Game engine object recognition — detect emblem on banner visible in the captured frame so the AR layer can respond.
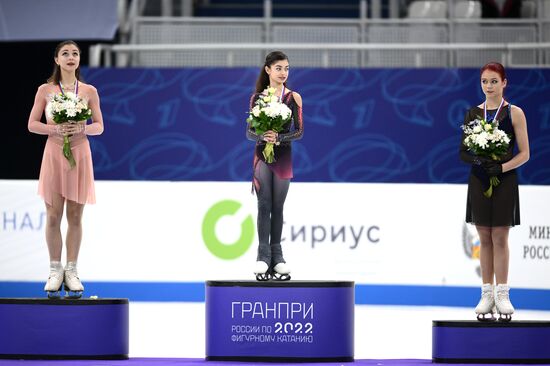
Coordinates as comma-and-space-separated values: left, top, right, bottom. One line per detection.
462, 223, 481, 277
202, 200, 254, 260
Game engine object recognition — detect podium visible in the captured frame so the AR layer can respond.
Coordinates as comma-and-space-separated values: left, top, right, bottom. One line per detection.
433, 320, 550, 363
205, 280, 354, 362
0, 298, 129, 360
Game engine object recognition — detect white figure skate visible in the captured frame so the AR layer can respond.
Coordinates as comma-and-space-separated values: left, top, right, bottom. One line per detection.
475, 283, 496, 321
270, 243, 290, 281
44, 261, 64, 299
271, 262, 291, 281
64, 262, 84, 299
495, 284, 514, 322
254, 261, 271, 281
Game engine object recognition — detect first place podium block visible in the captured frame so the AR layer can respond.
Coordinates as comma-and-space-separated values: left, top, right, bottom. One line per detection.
433, 320, 550, 364
0, 298, 129, 360
206, 280, 354, 362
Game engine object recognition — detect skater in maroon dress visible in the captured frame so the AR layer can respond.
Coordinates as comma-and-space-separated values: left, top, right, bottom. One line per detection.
246, 51, 303, 281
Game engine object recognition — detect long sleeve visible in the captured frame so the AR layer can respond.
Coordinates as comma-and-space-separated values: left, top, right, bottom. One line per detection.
278, 96, 303, 143
246, 93, 264, 142
459, 108, 483, 166
247, 126, 263, 142
28, 85, 56, 135
84, 86, 104, 136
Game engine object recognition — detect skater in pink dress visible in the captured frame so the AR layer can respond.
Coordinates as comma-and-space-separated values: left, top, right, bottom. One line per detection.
27, 40, 104, 298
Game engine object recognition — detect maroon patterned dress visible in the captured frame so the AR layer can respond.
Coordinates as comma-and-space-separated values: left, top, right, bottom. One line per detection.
247, 91, 304, 192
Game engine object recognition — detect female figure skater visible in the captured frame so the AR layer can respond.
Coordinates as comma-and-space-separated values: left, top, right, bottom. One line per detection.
460, 62, 529, 321
246, 51, 303, 281
28, 40, 104, 298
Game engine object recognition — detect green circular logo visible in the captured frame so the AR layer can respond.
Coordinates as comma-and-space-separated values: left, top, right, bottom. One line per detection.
202, 200, 254, 260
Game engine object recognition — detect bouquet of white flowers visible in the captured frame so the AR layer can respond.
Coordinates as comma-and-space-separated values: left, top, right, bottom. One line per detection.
46, 92, 92, 168
247, 87, 292, 163
462, 118, 511, 197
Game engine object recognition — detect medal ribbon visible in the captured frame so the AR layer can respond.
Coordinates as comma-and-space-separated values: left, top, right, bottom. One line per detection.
484, 97, 504, 122
59, 80, 78, 96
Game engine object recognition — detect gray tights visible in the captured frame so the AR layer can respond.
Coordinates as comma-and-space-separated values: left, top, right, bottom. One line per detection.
255, 160, 290, 267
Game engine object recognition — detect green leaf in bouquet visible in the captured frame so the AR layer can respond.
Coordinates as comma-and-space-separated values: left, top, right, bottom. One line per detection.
63, 136, 76, 168
262, 142, 275, 163
483, 176, 501, 198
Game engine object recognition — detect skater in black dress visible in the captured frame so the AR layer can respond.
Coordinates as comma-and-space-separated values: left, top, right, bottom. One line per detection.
460, 62, 529, 321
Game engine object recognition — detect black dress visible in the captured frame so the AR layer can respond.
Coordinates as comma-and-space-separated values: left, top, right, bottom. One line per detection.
460, 104, 520, 227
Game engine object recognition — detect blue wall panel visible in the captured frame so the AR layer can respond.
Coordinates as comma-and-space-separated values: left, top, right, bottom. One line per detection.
83, 68, 550, 184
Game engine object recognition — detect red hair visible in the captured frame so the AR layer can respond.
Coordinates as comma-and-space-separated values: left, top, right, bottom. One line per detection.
480, 62, 506, 81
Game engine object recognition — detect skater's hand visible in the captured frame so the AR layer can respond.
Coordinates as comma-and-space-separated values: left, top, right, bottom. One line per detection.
263, 130, 278, 143
482, 160, 502, 177
55, 122, 84, 137
65, 122, 85, 136
477, 156, 494, 165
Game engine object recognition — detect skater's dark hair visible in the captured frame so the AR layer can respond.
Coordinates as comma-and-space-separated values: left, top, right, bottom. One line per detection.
480, 62, 506, 82
48, 40, 84, 84
255, 51, 289, 93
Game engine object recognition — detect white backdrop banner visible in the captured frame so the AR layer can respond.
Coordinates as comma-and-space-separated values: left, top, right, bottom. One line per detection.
1, 180, 549, 290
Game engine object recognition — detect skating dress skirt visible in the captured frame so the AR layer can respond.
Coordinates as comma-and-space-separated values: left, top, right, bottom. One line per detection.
461, 105, 520, 227
38, 133, 96, 205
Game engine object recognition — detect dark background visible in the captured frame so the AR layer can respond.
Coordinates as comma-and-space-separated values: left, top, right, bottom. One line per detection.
0, 40, 104, 179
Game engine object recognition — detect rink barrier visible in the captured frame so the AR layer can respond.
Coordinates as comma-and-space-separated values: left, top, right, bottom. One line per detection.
205, 280, 354, 362
0, 298, 129, 360
432, 320, 550, 364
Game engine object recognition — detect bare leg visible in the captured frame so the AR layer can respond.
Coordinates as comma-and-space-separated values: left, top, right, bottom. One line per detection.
491, 226, 510, 285
476, 225, 494, 284
65, 200, 85, 263
45, 193, 65, 262
491, 226, 513, 320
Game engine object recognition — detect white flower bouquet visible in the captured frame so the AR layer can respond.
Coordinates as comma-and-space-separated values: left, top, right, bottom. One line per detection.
46, 92, 92, 168
462, 118, 511, 197
247, 87, 292, 163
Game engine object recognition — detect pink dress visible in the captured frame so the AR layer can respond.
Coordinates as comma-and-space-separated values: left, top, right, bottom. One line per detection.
28, 82, 104, 206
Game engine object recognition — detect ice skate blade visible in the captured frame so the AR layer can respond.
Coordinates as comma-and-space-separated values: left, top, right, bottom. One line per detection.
271, 273, 291, 281
476, 313, 496, 322
46, 291, 61, 299
64, 290, 83, 299
255, 273, 271, 281
498, 314, 512, 322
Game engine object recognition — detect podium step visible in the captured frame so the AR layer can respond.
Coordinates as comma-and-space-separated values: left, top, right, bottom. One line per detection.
0, 298, 129, 360
432, 320, 550, 364
205, 280, 354, 362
